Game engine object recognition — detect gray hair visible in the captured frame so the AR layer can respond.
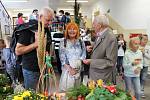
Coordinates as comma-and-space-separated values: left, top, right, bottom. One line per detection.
93, 14, 109, 26
39, 7, 54, 17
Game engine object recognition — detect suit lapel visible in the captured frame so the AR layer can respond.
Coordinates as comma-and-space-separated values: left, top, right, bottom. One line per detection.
92, 29, 108, 53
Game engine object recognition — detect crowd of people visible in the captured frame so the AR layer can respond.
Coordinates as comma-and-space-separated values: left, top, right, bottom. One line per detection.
0, 7, 149, 100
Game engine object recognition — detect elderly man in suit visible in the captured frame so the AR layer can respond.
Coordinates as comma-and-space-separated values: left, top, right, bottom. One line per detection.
83, 15, 118, 82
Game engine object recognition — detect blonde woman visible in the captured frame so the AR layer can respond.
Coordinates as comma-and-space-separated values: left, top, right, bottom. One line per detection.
123, 35, 143, 100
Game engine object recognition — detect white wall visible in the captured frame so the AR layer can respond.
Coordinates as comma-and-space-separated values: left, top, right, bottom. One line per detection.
109, 0, 150, 29
91, 0, 109, 16
90, 0, 150, 30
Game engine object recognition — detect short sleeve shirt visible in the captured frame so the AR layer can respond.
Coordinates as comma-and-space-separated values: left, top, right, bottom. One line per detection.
17, 29, 39, 72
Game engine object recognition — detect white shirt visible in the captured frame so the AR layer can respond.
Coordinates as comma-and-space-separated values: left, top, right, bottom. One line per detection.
142, 45, 150, 66
118, 46, 125, 56
96, 28, 108, 41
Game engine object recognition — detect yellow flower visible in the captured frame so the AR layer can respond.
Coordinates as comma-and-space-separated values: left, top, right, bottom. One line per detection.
22, 91, 31, 97
97, 79, 103, 87
38, 94, 45, 98
88, 80, 95, 90
13, 95, 23, 100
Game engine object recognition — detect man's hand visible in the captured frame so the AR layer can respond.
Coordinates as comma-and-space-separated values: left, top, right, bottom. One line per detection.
34, 32, 38, 48
86, 46, 93, 52
83, 59, 91, 65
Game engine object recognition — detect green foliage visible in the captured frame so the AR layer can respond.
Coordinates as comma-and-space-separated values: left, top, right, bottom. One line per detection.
66, 84, 90, 99
0, 74, 13, 99
115, 87, 132, 100
6, 83, 133, 100
85, 86, 132, 100
0, 74, 10, 86
86, 87, 116, 100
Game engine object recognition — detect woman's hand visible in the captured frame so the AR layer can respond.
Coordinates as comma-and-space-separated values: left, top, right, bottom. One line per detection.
64, 64, 71, 70
83, 59, 91, 65
132, 59, 141, 66
134, 67, 141, 74
64, 64, 78, 75
69, 67, 77, 76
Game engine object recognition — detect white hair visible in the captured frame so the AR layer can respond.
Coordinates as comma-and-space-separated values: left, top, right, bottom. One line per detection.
93, 14, 109, 26
39, 7, 54, 17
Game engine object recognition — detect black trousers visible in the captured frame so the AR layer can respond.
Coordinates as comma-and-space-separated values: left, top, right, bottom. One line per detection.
55, 49, 62, 74
116, 56, 124, 74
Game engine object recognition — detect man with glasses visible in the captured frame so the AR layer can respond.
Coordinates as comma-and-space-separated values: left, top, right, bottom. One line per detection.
15, 7, 54, 90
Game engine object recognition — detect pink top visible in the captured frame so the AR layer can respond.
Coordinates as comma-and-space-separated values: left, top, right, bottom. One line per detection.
17, 17, 24, 25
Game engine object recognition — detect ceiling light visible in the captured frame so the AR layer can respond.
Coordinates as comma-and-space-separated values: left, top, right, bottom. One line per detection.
1, 0, 29, 3
66, 0, 88, 3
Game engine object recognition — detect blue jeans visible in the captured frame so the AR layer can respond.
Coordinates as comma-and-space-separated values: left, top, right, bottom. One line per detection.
124, 76, 141, 100
23, 69, 40, 90
140, 66, 148, 92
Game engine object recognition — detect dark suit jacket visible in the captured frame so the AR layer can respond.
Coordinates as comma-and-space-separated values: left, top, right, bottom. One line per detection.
89, 28, 118, 82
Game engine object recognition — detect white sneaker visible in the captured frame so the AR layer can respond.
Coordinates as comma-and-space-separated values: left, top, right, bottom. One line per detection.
141, 93, 146, 98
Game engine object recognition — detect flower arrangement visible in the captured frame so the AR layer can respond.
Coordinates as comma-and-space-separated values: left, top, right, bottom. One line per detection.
66, 79, 134, 100
6, 90, 47, 100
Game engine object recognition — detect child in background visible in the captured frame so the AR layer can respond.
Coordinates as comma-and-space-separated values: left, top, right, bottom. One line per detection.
117, 34, 126, 75
16, 13, 24, 26
139, 34, 150, 98
123, 35, 143, 100
3, 36, 18, 88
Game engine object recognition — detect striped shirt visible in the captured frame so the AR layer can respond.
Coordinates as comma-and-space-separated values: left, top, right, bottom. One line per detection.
51, 32, 64, 50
